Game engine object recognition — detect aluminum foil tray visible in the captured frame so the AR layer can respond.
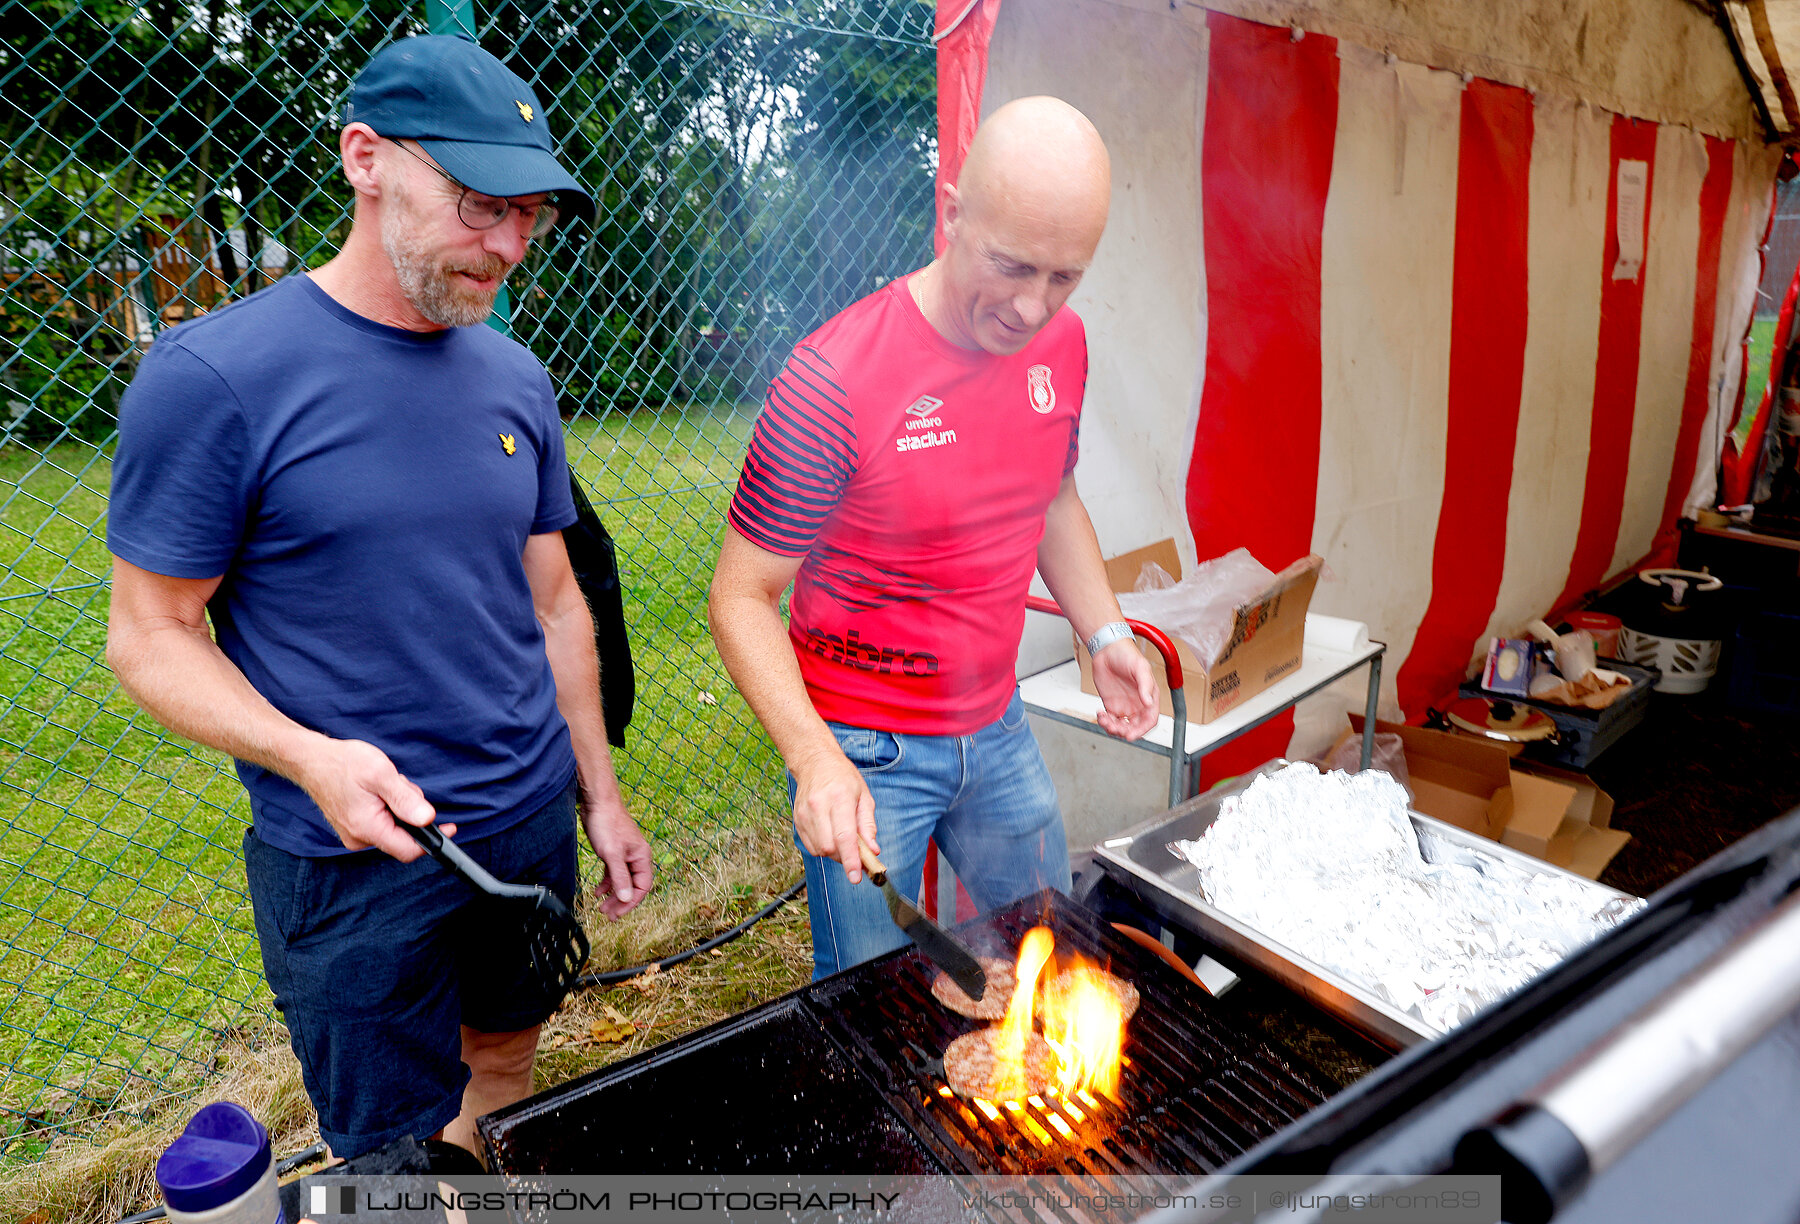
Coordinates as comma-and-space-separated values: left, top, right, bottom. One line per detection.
1089, 764, 1636, 1049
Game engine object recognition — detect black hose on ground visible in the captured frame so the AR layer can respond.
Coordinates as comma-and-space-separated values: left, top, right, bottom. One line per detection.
574, 877, 806, 988
276, 1141, 330, 1176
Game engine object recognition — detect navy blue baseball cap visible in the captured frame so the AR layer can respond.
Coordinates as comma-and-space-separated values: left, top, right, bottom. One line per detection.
344, 35, 594, 224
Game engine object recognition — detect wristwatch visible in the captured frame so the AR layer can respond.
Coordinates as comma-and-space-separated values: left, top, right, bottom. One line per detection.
1084, 620, 1135, 657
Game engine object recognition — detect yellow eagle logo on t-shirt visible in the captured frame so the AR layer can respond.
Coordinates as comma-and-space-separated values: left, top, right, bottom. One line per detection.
499, 433, 516, 456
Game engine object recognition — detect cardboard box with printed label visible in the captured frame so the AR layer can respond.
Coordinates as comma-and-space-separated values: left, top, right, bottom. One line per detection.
1330, 715, 1631, 881
1074, 539, 1323, 724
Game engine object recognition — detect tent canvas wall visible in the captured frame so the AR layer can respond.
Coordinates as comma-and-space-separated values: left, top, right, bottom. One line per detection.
945, 0, 1784, 787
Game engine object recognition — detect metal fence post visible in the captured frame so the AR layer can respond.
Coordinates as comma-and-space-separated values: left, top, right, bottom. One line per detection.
130, 226, 162, 340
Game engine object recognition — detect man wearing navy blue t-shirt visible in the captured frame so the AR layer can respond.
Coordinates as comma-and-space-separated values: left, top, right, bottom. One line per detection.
104, 37, 653, 1160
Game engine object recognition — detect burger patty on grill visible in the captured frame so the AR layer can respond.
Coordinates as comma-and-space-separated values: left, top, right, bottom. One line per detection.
944, 1029, 1054, 1101
931, 958, 1017, 1021
1043, 967, 1140, 1020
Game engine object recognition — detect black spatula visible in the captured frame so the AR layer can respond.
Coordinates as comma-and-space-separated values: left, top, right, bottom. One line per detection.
402, 821, 591, 1004
857, 840, 987, 1001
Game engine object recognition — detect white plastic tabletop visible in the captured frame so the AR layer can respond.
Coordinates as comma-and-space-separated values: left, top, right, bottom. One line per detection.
1019, 617, 1384, 755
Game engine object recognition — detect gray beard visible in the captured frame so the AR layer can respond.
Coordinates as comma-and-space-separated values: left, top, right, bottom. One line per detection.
381, 203, 509, 329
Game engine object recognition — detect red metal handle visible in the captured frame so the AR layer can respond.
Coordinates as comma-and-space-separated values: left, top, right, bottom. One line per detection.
1025, 596, 1185, 690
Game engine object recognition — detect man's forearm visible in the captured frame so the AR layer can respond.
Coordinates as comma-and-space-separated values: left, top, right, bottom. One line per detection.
1037, 479, 1126, 641
107, 619, 328, 782
539, 596, 624, 805
707, 590, 841, 774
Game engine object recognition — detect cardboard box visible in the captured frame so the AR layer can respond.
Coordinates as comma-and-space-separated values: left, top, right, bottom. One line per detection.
1509, 759, 1631, 880
1336, 715, 1631, 881
1500, 771, 1581, 863
1075, 539, 1323, 724
1344, 715, 1515, 840
1511, 759, 1614, 829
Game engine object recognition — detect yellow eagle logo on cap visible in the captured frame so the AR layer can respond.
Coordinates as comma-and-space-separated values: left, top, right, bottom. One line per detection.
515, 99, 533, 123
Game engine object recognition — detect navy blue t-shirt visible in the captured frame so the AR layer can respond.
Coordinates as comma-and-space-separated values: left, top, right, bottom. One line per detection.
109, 274, 579, 856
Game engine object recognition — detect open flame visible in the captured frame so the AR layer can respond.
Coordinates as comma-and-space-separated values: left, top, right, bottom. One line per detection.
993, 926, 1056, 1070
982, 925, 1128, 1108
1042, 960, 1125, 1099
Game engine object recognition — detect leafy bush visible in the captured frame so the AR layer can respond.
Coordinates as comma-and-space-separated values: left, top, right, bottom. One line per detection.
0, 321, 130, 448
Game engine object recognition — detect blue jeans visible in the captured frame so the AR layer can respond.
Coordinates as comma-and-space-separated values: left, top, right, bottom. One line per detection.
793, 689, 1070, 980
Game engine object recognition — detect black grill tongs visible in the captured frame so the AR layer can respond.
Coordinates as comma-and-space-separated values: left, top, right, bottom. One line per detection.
402, 820, 592, 1004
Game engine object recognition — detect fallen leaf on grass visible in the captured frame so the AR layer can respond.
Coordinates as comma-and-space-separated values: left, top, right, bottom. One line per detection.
627, 963, 662, 992
549, 1033, 568, 1049
589, 1015, 636, 1044
697, 691, 717, 706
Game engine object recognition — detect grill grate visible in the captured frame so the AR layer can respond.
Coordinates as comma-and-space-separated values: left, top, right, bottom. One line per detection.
482, 889, 1359, 1187
806, 892, 1334, 1179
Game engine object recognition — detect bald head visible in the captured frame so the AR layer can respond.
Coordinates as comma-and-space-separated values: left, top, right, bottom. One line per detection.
923, 97, 1111, 355
957, 96, 1111, 237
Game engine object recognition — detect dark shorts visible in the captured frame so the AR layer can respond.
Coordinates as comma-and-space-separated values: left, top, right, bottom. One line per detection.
244, 780, 578, 1159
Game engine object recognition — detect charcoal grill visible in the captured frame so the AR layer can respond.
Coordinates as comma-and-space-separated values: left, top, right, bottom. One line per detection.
481, 890, 1388, 1181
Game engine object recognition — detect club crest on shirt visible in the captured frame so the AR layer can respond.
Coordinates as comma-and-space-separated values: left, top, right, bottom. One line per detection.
1026, 365, 1055, 414
499, 432, 517, 456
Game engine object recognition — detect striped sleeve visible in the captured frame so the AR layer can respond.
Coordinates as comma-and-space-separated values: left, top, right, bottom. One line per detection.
1064, 342, 1088, 477
728, 345, 855, 557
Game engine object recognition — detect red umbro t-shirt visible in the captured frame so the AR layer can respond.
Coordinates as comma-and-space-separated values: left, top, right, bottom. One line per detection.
728, 278, 1086, 735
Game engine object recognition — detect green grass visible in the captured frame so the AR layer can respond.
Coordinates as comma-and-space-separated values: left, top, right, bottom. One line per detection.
1735, 316, 1779, 453
0, 404, 787, 1160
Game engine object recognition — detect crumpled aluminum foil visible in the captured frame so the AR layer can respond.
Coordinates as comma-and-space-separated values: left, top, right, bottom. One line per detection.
1168, 762, 1643, 1034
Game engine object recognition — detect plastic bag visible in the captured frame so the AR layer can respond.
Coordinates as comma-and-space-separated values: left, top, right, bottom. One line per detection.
1326, 731, 1413, 799
1115, 548, 1275, 667
1551, 629, 1598, 685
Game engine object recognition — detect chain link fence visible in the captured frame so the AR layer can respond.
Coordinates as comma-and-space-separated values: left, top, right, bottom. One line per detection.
0, 0, 936, 1158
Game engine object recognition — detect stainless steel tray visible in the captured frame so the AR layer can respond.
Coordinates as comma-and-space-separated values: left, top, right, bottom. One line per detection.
1090, 763, 1636, 1049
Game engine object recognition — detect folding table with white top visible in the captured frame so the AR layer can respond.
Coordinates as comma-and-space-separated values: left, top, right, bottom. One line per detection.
1020, 598, 1386, 808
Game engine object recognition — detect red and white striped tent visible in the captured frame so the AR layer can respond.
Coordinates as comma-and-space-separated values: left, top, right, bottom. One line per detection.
923, 0, 1792, 915
941, 0, 1785, 785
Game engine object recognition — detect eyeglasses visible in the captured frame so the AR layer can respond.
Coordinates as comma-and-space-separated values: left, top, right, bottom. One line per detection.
388, 139, 561, 238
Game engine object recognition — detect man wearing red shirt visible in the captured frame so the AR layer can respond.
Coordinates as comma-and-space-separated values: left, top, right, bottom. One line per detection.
709, 97, 1157, 978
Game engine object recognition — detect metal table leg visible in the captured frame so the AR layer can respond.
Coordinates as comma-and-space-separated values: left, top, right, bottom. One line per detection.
1023, 596, 1387, 809
1168, 686, 1188, 809
1359, 650, 1384, 770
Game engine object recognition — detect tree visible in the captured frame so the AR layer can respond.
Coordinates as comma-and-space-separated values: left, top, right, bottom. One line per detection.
0, 0, 425, 444
487, 0, 936, 414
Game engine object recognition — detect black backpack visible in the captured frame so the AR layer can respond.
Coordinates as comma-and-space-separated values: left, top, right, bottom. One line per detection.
563, 469, 634, 747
